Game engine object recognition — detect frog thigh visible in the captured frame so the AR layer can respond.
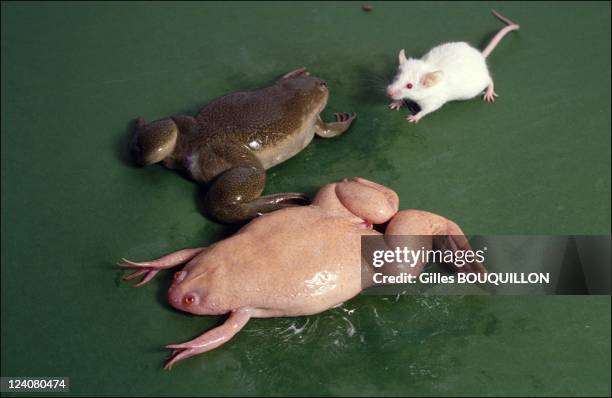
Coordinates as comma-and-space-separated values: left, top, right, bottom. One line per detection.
384, 210, 487, 274
335, 177, 399, 224
202, 145, 308, 223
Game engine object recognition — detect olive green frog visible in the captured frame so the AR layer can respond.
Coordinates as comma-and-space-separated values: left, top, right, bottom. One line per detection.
131, 68, 356, 223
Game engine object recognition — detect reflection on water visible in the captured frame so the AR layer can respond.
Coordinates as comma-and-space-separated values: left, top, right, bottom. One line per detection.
176, 296, 609, 397
218, 295, 499, 395
117, 295, 609, 397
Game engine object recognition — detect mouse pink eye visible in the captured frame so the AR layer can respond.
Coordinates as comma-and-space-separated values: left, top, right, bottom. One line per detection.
183, 295, 196, 306
406, 83, 413, 89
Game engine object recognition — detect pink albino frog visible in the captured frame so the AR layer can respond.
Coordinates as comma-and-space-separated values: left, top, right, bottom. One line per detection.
119, 177, 485, 369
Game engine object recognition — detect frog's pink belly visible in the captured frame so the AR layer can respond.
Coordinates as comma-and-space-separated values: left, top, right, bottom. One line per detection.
231, 268, 362, 318
199, 209, 373, 317
227, 239, 364, 315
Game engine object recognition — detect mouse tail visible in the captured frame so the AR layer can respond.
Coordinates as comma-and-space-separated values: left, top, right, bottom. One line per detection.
482, 10, 520, 59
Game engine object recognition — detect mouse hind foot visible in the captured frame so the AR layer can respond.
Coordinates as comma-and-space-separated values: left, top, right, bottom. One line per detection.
483, 83, 498, 102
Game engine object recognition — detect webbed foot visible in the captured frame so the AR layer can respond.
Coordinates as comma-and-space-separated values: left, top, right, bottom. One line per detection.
315, 113, 357, 138
204, 165, 310, 223
118, 248, 205, 287
164, 308, 252, 370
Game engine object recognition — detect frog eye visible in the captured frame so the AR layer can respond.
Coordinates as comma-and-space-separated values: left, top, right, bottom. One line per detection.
405, 83, 413, 89
183, 294, 196, 306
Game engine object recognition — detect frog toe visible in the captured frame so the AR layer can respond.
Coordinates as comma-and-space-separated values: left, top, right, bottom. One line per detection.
206, 192, 310, 223
250, 192, 311, 216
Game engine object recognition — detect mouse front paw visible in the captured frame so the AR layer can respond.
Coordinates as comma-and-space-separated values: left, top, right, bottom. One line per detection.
388, 100, 403, 111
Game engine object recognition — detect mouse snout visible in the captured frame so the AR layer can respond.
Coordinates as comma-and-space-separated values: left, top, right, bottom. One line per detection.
386, 86, 400, 98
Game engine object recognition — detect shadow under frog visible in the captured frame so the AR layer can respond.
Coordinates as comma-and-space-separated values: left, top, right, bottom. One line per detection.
130, 68, 357, 223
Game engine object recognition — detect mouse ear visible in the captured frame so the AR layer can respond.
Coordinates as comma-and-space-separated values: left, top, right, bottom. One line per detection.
421, 70, 443, 87
398, 49, 408, 64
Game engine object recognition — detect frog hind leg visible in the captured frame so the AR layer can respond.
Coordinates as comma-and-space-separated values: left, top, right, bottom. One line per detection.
334, 177, 399, 224
163, 308, 253, 370
314, 113, 357, 138
203, 164, 309, 223
384, 210, 487, 274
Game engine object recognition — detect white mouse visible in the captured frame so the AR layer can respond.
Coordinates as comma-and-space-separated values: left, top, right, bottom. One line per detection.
386, 10, 520, 123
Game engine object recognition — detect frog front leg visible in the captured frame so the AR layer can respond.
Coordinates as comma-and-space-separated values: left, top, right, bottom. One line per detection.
119, 247, 206, 287
314, 113, 357, 138
201, 147, 309, 223
163, 307, 253, 370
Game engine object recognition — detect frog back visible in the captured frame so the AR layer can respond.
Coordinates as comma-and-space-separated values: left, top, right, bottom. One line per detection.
193, 84, 322, 169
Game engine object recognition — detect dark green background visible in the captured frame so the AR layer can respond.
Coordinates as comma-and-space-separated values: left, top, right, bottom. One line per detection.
2, 1, 610, 396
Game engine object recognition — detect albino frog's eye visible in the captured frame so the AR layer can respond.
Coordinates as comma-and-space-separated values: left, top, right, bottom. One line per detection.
173, 271, 185, 282
406, 83, 413, 89
183, 295, 196, 306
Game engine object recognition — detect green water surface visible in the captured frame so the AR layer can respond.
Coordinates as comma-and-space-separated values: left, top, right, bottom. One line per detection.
1, 1, 610, 396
